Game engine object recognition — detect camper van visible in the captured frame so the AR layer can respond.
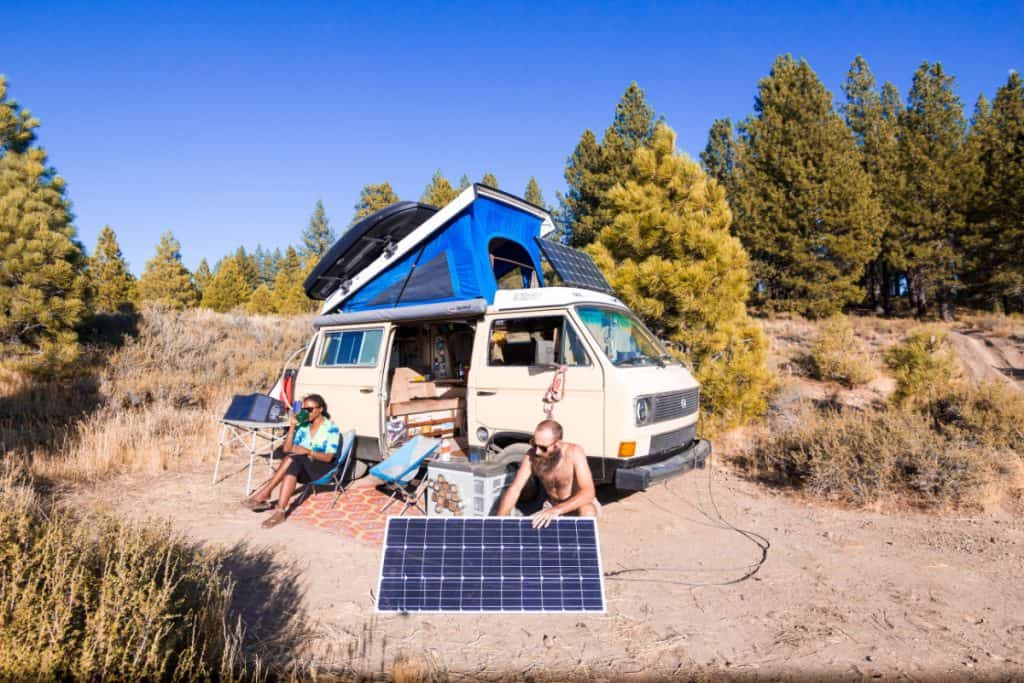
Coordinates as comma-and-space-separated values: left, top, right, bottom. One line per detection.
294, 184, 709, 504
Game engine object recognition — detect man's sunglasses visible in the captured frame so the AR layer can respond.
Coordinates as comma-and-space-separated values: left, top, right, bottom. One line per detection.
529, 438, 557, 454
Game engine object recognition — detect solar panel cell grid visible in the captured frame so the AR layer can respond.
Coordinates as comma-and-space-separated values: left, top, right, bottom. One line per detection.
535, 238, 614, 295
376, 517, 605, 613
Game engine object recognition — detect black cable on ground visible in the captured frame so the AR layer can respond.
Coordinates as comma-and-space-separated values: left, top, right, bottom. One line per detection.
603, 449, 770, 587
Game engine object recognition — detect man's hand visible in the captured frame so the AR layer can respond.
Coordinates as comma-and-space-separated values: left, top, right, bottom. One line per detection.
289, 412, 299, 428
531, 506, 561, 529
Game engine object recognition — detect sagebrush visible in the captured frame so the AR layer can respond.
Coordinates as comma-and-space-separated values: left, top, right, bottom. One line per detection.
807, 315, 874, 387
740, 383, 1024, 509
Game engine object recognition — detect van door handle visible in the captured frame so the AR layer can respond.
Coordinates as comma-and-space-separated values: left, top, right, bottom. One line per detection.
476, 390, 497, 396
359, 387, 374, 394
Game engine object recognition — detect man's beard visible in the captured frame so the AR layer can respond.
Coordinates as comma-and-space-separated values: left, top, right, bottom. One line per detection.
532, 448, 561, 471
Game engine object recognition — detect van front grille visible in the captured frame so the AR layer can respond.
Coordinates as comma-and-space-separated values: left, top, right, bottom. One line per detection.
650, 424, 697, 454
652, 387, 699, 422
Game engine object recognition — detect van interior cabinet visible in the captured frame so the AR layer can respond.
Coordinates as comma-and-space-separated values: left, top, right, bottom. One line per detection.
384, 321, 476, 450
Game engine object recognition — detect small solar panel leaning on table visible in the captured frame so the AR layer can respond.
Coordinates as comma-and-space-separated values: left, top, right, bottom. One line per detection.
376, 517, 605, 613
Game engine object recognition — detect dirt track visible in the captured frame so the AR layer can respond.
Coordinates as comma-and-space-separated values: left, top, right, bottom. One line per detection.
949, 330, 1024, 390
75, 450, 1024, 681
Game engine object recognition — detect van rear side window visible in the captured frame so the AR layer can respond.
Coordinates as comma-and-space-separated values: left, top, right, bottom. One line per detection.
319, 329, 383, 366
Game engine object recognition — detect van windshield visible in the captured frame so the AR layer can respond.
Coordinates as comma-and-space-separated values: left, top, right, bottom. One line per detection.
576, 306, 670, 367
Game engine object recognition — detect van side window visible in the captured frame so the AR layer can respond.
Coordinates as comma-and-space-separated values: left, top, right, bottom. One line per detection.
319, 328, 383, 366
488, 317, 589, 367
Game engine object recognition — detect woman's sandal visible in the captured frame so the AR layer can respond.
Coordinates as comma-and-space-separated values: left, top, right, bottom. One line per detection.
242, 497, 273, 512
261, 509, 287, 529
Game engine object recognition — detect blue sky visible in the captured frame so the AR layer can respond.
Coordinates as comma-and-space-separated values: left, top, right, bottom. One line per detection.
2, 1, 1021, 274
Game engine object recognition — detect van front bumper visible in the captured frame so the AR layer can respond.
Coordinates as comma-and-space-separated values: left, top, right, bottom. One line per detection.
613, 439, 711, 491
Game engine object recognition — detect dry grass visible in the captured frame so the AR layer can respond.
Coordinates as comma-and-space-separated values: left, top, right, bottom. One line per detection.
2, 304, 312, 482
0, 464, 245, 680
738, 384, 1024, 510
961, 311, 1024, 340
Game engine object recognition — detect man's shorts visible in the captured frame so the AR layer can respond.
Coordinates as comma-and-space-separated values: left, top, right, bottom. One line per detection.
542, 497, 602, 517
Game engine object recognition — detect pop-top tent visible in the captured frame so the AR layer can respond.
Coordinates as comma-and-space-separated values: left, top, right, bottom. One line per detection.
305, 184, 613, 325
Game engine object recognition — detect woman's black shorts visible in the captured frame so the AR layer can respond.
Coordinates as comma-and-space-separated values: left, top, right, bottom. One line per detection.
284, 454, 335, 483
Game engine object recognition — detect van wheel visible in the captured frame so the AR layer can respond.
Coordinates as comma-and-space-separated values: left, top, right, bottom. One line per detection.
348, 459, 369, 482
495, 443, 544, 513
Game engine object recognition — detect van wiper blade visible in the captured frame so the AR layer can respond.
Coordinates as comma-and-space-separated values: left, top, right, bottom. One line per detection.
615, 356, 653, 367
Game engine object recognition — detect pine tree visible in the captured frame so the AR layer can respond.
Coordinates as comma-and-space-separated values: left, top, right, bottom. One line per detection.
233, 245, 260, 293
200, 258, 249, 312
193, 258, 212, 298
458, 173, 471, 191
524, 177, 546, 208
353, 182, 399, 222
731, 55, 882, 317
966, 72, 1024, 311
841, 57, 903, 313
273, 246, 313, 314
421, 170, 459, 207
700, 117, 736, 192
279, 245, 301, 276
0, 76, 37, 155
481, 172, 499, 189
586, 124, 772, 427
252, 245, 276, 286
244, 283, 276, 315
302, 200, 336, 259
269, 247, 283, 279
561, 129, 605, 247
892, 62, 976, 319
561, 82, 657, 247
89, 226, 137, 313
1, 79, 89, 373
137, 231, 198, 309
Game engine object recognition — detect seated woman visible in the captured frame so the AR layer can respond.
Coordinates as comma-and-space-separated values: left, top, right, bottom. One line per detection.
243, 393, 341, 528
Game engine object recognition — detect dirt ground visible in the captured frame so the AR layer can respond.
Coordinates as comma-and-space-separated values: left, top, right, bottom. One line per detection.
70, 448, 1024, 681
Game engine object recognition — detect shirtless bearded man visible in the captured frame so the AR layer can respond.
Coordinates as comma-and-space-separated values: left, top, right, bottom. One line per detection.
496, 419, 599, 528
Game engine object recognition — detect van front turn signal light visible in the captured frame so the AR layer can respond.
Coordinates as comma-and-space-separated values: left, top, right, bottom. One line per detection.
617, 441, 636, 458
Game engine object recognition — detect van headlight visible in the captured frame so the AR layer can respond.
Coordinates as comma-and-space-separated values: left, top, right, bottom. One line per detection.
634, 397, 653, 426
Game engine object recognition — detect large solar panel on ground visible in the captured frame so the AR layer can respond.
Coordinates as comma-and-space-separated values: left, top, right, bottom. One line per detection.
376, 517, 605, 613
535, 238, 615, 295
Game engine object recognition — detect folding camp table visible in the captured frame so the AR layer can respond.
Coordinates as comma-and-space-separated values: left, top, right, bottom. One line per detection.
212, 418, 289, 495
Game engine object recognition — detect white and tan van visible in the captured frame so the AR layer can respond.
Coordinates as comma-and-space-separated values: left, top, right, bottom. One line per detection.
294, 185, 709, 495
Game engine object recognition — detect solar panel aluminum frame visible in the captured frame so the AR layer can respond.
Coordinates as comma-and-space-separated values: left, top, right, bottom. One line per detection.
374, 516, 607, 614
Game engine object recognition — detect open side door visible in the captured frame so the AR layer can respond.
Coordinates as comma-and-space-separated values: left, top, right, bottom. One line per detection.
294, 323, 392, 462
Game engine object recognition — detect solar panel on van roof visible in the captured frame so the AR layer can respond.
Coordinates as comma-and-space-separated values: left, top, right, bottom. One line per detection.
376, 517, 605, 613
535, 238, 615, 295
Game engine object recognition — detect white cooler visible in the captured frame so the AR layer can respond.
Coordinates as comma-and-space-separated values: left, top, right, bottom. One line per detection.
426, 458, 517, 517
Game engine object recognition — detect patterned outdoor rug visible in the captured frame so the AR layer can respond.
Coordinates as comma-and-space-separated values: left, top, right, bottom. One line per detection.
287, 485, 422, 545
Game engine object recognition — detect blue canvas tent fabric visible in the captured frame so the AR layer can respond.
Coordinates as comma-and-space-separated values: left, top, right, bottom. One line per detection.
341, 196, 545, 312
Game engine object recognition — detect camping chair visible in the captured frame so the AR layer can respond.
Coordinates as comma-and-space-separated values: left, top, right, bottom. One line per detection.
370, 435, 441, 516
294, 429, 356, 510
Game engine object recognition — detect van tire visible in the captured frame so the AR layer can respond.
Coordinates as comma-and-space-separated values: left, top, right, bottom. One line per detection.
495, 443, 544, 513
348, 459, 369, 481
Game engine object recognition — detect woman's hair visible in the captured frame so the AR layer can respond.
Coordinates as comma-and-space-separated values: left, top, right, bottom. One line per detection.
303, 393, 330, 420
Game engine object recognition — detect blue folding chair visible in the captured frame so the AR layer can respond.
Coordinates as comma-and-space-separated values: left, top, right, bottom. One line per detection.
370, 435, 441, 515
295, 429, 356, 509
